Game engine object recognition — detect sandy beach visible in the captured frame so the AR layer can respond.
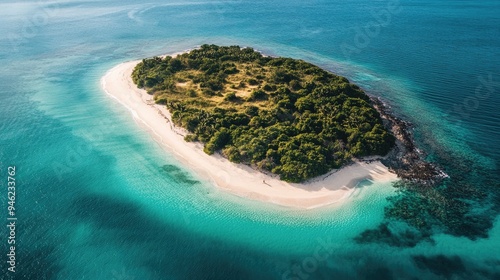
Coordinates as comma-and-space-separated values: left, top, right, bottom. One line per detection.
101, 57, 398, 209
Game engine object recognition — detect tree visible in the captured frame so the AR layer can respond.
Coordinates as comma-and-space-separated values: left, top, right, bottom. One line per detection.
204, 128, 231, 155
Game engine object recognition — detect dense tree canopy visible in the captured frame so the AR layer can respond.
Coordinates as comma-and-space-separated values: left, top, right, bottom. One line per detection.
132, 45, 394, 182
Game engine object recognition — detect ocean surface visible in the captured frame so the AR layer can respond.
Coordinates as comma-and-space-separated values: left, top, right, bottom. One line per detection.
0, 0, 499, 279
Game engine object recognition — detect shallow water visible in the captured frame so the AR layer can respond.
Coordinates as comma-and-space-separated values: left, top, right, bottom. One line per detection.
0, 0, 499, 279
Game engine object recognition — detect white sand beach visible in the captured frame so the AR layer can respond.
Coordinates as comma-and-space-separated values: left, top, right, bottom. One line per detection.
101, 57, 398, 209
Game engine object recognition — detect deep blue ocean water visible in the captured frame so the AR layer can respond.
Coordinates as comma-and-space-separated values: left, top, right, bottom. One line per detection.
0, 0, 499, 279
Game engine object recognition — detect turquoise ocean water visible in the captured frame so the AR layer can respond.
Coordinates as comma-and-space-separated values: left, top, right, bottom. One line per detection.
0, 0, 499, 279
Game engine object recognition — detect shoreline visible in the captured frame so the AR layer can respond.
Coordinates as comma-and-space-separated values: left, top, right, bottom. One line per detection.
370, 97, 448, 186
101, 57, 398, 209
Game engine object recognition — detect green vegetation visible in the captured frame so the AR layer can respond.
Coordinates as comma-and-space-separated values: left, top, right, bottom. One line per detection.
132, 45, 394, 182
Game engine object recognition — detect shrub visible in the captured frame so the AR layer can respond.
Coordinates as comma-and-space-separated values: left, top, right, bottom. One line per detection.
245, 106, 259, 116
154, 95, 168, 104
224, 92, 238, 102
202, 88, 216, 96
204, 128, 231, 155
247, 78, 259, 86
289, 80, 302, 91
262, 83, 274, 91
248, 89, 266, 101
223, 146, 241, 163
184, 134, 197, 142
224, 66, 239, 74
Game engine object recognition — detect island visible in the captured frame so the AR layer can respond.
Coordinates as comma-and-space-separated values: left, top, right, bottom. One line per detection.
102, 45, 399, 208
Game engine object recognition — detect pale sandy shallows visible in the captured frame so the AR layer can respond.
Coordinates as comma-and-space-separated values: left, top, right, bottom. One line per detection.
101, 59, 398, 209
